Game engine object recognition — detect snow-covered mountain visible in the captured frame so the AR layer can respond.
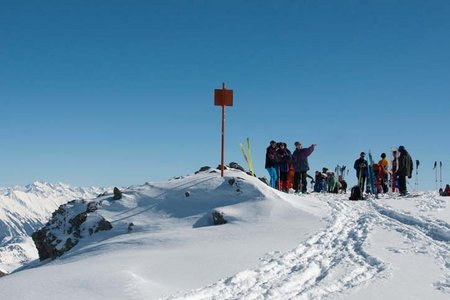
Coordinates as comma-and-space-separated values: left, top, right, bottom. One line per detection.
0, 170, 449, 299
0, 181, 108, 273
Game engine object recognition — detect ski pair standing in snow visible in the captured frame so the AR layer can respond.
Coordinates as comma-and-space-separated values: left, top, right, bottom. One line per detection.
391, 149, 399, 192
354, 152, 368, 193
291, 142, 316, 194
396, 145, 413, 196
265, 140, 278, 188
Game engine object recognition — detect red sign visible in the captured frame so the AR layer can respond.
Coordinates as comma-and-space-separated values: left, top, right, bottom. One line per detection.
214, 89, 233, 106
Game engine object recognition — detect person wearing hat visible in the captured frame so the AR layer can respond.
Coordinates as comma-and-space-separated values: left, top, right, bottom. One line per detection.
265, 140, 278, 188
396, 145, 413, 196
291, 141, 316, 194
354, 152, 368, 192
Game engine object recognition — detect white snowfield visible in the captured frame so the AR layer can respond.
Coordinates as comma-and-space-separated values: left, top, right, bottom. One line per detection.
0, 182, 108, 273
0, 170, 448, 300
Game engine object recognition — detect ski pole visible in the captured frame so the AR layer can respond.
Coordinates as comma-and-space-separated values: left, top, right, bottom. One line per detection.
434, 161, 437, 191
440, 161, 443, 189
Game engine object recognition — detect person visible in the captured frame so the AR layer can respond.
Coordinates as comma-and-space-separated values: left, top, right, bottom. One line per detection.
391, 150, 399, 192
327, 171, 340, 193
338, 175, 347, 193
265, 140, 278, 188
354, 152, 368, 192
378, 153, 389, 193
291, 141, 316, 193
275, 142, 292, 192
371, 163, 383, 194
396, 145, 413, 196
321, 168, 329, 192
440, 184, 450, 196
314, 170, 324, 192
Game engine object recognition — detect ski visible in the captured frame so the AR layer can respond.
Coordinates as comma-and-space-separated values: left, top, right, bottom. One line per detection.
391, 148, 398, 193
414, 160, 420, 192
246, 138, 255, 176
368, 151, 378, 198
434, 161, 437, 191
240, 143, 251, 174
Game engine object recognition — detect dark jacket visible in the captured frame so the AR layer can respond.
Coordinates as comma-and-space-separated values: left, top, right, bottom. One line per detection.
265, 145, 277, 168
354, 158, 368, 178
292, 145, 315, 172
397, 150, 413, 177
276, 148, 292, 172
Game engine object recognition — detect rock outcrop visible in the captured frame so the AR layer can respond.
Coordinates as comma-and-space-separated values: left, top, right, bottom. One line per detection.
32, 199, 112, 261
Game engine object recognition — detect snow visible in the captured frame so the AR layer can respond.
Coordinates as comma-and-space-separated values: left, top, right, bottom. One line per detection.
0, 170, 448, 299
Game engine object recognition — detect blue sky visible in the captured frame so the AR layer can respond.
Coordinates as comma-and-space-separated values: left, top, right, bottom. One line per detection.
1, 0, 449, 190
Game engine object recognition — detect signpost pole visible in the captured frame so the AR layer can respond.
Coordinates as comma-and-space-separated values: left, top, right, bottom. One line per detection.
221, 83, 225, 177
214, 82, 233, 178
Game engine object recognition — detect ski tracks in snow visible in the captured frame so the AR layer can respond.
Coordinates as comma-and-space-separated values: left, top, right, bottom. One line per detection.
370, 200, 450, 293
161, 197, 387, 300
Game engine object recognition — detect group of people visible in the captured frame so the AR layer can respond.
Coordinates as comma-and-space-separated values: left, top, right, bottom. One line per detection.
265, 140, 419, 197
353, 146, 413, 196
313, 168, 347, 194
265, 140, 316, 193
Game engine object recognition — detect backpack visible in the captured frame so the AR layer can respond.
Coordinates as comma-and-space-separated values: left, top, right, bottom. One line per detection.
349, 185, 362, 200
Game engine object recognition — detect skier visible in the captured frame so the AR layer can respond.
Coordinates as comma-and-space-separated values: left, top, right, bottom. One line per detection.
378, 153, 389, 193
265, 140, 278, 188
275, 142, 292, 192
354, 152, 368, 193
396, 145, 413, 196
291, 141, 316, 194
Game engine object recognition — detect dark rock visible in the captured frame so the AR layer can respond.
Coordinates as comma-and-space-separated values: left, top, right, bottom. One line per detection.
32, 229, 58, 260
64, 238, 77, 252
212, 211, 227, 225
127, 222, 134, 233
216, 164, 230, 171
228, 178, 236, 186
258, 177, 269, 186
86, 201, 98, 213
185, 191, 190, 197
229, 162, 245, 172
96, 219, 113, 232
195, 166, 211, 174
0, 270, 6, 277
113, 187, 122, 200
70, 212, 87, 228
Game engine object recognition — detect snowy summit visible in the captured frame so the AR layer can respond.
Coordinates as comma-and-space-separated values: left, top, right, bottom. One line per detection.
0, 168, 449, 299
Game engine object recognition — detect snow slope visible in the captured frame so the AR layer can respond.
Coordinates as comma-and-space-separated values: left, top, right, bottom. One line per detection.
0, 182, 107, 273
0, 170, 448, 300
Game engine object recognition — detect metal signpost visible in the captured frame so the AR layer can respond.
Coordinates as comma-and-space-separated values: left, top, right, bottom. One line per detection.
214, 83, 233, 177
